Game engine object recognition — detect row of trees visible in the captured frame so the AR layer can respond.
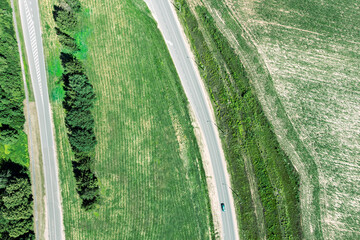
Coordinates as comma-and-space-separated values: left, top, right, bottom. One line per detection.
0, 1, 35, 239
53, 1, 100, 210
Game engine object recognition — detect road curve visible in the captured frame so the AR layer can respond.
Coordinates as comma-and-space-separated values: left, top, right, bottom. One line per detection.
144, 1, 239, 239
18, 0, 64, 239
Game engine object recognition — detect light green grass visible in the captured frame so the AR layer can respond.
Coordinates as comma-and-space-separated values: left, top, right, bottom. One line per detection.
0, 132, 29, 167
39, 0, 214, 239
1, 132, 30, 167
195, 0, 360, 239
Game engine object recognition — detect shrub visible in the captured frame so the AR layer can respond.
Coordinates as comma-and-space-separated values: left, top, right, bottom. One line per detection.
64, 0, 82, 12
55, 27, 79, 52
53, 5, 78, 33
0, 161, 34, 239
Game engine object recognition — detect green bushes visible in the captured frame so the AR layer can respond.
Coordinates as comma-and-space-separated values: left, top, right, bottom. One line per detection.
175, 1, 302, 239
53, 5, 78, 33
63, 0, 82, 13
0, 161, 34, 239
53, 1, 99, 210
55, 28, 79, 52
0, 2, 25, 145
0, 2, 34, 239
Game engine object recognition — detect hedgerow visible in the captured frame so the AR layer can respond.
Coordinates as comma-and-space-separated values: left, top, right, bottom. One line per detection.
53, 1, 99, 210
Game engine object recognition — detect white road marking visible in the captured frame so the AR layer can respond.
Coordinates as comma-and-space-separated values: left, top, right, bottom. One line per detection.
165, 39, 173, 46
20, 0, 64, 238
24, 0, 43, 100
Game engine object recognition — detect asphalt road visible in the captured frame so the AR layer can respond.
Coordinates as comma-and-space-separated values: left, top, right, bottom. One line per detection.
18, 0, 64, 239
144, 1, 239, 239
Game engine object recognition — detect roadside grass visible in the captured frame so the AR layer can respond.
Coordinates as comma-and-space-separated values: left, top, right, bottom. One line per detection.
187, 0, 360, 239
24, 102, 46, 240
39, 0, 214, 239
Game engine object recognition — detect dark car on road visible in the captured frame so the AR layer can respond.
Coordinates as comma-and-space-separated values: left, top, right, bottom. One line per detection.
221, 203, 225, 212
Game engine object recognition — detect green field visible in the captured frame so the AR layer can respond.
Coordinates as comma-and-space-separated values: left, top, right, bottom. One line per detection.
185, 0, 360, 239
39, 0, 214, 239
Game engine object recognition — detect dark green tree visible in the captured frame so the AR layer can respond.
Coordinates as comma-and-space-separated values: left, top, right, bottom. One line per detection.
60, 52, 84, 74
64, 0, 82, 12
55, 27, 79, 52
76, 170, 99, 199
64, 74, 95, 111
73, 166, 99, 210
0, 56, 7, 74
68, 128, 96, 153
53, 5, 78, 32
65, 109, 94, 130
6, 218, 34, 239
62, 74, 94, 110
0, 161, 34, 239
2, 178, 33, 220
0, 125, 18, 145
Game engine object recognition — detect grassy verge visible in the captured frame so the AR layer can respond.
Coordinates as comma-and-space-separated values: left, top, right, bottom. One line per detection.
175, 1, 302, 239
24, 102, 46, 240
39, 0, 214, 238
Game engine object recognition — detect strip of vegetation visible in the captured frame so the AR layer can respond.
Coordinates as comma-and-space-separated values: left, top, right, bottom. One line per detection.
174, 2, 258, 239
175, 1, 302, 239
0, 2, 25, 144
0, 0, 34, 239
52, 0, 99, 210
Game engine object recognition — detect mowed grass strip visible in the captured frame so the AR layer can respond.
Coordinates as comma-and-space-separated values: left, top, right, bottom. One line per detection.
39, 0, 213, 239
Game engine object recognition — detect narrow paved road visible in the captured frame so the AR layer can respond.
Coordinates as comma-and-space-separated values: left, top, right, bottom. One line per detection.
144, 1, 239, 239
18, 0, 64, 239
